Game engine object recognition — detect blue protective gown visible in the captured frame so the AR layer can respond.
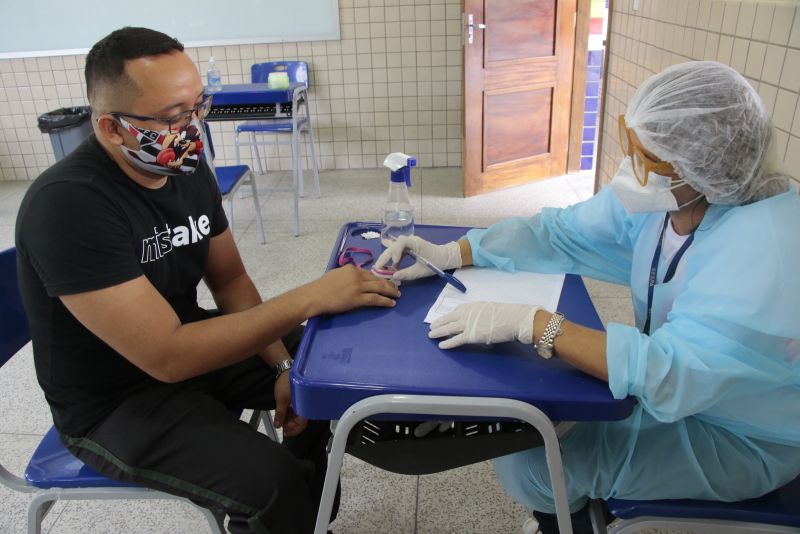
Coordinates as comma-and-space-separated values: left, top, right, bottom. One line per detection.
466, 185, 800, 513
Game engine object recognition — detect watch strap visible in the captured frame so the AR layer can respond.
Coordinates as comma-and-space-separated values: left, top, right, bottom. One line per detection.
534, 312, 565, 359
274, 358, 293, 378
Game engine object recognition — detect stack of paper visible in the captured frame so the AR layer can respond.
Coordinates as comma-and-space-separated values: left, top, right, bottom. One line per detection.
424, 268, 565, 323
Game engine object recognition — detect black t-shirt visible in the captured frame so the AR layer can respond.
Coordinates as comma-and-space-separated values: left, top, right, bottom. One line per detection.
15, 135, 228, 437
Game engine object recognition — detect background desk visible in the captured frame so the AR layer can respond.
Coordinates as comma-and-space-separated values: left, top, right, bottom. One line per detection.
205, 83, 303, 121
292, 222, 636, 534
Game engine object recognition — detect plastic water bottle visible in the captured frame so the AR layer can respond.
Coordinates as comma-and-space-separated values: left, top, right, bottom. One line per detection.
381, 153, 416, 246
206, 56, 222, 93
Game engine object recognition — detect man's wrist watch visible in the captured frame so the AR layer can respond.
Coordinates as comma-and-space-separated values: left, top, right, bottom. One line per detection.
274, 358, 293, 378
534, 312, 565, 359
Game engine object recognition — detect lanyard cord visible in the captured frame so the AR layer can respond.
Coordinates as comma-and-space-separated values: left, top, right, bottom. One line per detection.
643, 213, 695, 335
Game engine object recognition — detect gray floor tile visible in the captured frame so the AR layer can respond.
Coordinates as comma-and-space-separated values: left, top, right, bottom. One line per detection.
0, 224, 15, 252
46, 499, 213, 534
415, 461, 530, 534
0, 433, 66, 534
329, 456, 417, 534
420, 173, 582, 224
592, 297, 636, 328
582, 277, 632, 300
565, 171, 597, 202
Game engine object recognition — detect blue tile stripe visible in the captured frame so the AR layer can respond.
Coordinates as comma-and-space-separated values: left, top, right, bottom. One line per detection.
580, 49, 605, 171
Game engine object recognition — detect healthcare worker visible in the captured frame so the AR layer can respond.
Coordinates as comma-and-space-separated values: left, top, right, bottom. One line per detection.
375, 61, 800, 533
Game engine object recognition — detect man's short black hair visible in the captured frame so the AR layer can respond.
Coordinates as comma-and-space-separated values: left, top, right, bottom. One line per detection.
85, 27, 184, 106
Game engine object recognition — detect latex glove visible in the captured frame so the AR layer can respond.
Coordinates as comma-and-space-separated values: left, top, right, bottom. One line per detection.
374, 236, 462, 281
429, 302, 541, 350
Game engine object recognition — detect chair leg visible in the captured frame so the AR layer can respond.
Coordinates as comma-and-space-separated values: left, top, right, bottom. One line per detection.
273, 136, 281, 179
262, 410, 280, 442
27, 496, 55, 534
589, 500, 609, 534
248, 172, 266, 244
247, 408, 279, 441
306, 124, 321, 198
291, 147, 300, 237
250, 132, 265, 175
235, 135, 247, 201
293, 130, 305, 199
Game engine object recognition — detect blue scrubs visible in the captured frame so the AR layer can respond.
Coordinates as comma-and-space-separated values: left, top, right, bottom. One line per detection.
466, 185, 800, 513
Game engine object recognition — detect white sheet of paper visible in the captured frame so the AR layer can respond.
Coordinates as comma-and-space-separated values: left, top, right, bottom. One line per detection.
424, 268, 566, 324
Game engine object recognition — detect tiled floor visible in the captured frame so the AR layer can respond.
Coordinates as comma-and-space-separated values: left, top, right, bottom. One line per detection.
0, 168, 638, 534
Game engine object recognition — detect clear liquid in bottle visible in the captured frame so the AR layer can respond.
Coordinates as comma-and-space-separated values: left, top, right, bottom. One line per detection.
381, 209, 414, 247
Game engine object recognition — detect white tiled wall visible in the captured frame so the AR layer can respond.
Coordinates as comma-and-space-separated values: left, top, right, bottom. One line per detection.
598, 0, 800, 187
0, 0, 464, 181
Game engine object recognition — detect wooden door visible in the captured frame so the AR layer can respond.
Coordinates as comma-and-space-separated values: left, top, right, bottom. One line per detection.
463, 0, 577, 196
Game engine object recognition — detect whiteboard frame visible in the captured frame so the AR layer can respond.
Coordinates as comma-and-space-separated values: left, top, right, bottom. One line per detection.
0, 1, 340, 59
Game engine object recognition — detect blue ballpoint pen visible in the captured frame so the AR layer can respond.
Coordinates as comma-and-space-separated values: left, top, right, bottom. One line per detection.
407, 250, 467, 293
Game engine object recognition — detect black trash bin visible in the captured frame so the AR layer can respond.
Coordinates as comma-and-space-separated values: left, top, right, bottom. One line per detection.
37, 106, 93, 161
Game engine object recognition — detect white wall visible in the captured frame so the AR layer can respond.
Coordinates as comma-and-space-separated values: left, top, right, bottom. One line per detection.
0, 0, 464, 180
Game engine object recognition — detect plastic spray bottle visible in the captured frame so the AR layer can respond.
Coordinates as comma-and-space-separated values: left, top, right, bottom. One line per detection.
381, 153, 416, 246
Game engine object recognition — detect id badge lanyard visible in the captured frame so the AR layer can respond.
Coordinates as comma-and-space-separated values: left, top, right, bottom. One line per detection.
642, 213, 695, 335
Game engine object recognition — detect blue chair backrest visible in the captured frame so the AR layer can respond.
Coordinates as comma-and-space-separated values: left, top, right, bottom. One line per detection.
0, 247, 31, 368
251, 61, 309, 88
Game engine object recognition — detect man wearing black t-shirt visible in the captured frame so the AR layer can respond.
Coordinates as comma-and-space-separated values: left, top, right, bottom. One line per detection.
14, 27, 400, 534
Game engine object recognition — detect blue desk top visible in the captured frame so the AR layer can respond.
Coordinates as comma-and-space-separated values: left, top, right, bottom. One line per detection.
291, 222, 636, 421
205, 82, 303, 105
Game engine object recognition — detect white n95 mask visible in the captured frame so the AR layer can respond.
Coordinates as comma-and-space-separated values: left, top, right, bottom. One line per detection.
610, 157, 683, 213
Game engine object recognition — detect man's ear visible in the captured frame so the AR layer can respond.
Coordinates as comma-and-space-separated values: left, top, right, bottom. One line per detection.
95, 114, 126, 146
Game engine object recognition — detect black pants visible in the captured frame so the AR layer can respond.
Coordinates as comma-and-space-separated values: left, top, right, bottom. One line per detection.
63, 327, 335, 534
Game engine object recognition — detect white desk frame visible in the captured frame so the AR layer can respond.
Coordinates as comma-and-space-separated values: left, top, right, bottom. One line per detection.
313, 394, 576, 534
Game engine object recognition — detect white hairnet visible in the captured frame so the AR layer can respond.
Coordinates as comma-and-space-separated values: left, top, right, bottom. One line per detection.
625, 61, 790, 205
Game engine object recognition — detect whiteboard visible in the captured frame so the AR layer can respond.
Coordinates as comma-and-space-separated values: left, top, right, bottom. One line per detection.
0, 0, 340, 59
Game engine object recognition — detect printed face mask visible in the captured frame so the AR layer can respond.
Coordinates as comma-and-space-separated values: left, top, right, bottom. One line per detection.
610, 157, 694, 213
116, 116, 204, 176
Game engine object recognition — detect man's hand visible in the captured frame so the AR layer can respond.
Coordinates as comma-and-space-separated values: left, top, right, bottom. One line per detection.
308, 264, 401, 316
374, 236, 463, 281
429, 302, 541, 349
273, 372, 307, 437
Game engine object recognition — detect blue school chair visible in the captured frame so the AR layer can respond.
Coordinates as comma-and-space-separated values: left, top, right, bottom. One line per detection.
0, 247, 274, 533
589, 476, 800, 533
235, 61, 321, 237
203, 124, 267, 244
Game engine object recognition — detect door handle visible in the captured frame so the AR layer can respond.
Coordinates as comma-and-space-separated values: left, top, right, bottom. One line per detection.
467, 14, 487, 45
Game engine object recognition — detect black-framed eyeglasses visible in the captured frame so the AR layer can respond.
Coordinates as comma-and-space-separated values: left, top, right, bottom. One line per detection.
110, 94, 213, 132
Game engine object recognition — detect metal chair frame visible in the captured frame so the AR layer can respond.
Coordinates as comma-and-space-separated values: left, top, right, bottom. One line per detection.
588, 478, 800, 534
235, 61, 321, 237
1, 247, 278, 533
202, 124, 266, 244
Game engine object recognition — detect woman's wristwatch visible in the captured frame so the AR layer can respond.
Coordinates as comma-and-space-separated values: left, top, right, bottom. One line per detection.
534, 312, 565, 359
274, 358, 293, 378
